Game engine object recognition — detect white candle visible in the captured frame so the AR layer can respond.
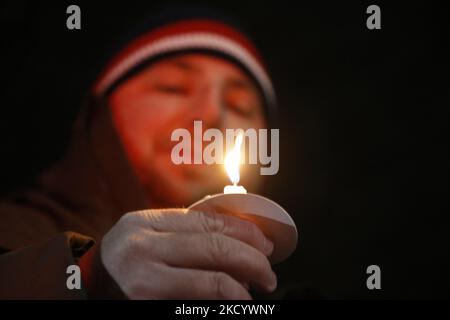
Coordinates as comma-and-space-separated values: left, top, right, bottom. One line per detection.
224, 183, 247, 194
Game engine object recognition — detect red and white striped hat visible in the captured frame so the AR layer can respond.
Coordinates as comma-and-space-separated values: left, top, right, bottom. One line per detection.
92, 18, 277, 114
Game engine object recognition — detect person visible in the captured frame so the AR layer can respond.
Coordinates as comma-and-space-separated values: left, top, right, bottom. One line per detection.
0, 10, 282, 299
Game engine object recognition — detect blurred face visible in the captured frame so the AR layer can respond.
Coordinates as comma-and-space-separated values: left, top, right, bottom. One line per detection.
109, 53, 266, 207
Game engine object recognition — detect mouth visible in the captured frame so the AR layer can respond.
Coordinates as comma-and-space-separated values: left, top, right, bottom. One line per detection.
151, 151, 216, 182
181, 163, 217, 181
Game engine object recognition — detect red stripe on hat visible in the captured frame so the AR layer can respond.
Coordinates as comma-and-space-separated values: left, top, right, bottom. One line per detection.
93, 19, 267, 95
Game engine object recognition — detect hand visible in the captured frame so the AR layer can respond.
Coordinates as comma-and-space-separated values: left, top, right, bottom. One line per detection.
100, 209, 276, 299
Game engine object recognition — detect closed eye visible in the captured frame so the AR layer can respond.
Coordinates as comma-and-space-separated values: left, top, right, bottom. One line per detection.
155, 84, 188, 95
228, 102, 255, 118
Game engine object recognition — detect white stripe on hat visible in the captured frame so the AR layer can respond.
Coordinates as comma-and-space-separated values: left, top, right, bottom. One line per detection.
93, 32, 276, 112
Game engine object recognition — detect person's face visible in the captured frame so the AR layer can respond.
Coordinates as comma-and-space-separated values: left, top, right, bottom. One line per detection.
109, 53, 266, 206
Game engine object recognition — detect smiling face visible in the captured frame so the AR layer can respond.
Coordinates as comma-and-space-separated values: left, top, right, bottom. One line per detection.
109, 53, 266, 206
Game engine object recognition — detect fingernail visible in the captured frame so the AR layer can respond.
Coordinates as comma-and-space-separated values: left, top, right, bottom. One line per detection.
264, 237, 274, 256
267, 271, 277, 292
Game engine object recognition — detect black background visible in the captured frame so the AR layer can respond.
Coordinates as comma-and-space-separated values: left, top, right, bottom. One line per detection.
0, 1, 448, 298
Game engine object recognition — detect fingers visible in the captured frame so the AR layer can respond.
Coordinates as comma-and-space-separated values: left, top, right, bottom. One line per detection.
124, 209, 274, 256
127, 262, 252, 300
138, 231, 277, 293
110, 209, 278, 299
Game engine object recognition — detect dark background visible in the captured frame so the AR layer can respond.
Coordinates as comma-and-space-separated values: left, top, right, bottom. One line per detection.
0, 1, 448, 298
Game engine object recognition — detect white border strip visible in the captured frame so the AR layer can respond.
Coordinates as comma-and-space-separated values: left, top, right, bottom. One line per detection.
93, 32, 276, 111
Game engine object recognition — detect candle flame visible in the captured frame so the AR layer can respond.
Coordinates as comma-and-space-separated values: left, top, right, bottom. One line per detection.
224, 131, 244, 185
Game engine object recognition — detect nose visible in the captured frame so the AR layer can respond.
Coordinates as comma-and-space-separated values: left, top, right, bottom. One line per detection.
190, 84, 223, 130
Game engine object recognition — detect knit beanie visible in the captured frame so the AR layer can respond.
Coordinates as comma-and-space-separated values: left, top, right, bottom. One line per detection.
91, 7, 277, 118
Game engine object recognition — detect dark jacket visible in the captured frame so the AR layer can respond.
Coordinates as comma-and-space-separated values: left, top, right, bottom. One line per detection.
0, 96, 149, 299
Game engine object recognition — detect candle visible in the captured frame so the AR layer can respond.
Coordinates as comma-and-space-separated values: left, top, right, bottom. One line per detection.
189, 131, 297, 264
224, 131, 247, 194
224, 183, 247, 194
